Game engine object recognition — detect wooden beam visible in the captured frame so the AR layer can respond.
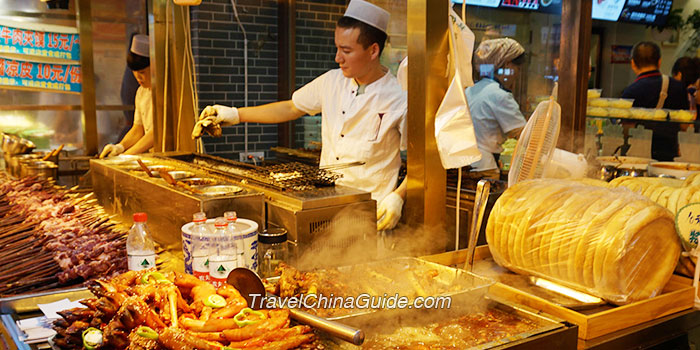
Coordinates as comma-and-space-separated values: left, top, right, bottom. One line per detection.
558, 0, 592, 152
76, 0, 97, 155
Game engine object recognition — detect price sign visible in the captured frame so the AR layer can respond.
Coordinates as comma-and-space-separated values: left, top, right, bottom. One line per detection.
0, 57, 81, 93
676, 203, 700, 253
0, 23, 80, 61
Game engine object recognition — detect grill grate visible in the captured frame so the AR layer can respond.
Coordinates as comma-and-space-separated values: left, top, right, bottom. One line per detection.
258, 162, 343, 191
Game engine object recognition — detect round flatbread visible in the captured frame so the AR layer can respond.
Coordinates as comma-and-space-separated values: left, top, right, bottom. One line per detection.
676, 186, 694, 211
510, 183, 571, 270
648, 185, 668, 203
486, 183, 523, 263
683, 173, 700, 187
609, 176, 635, 188
668, 187, 684, 215
574, 196, 628, 287
488, 180, 539, 265
593, 199, 647, 290
558, 190, 610, 284
641, 183, 659, 198
548, 189, 602, 281
657, 186, 675, 209
493, 181, 540, 266
528, 190, 575, 275
691, 191, 700, 205
536, 190, 582, 278
623, 180, 645, 194
602, 206, 679, 303
519, 187, 573, 273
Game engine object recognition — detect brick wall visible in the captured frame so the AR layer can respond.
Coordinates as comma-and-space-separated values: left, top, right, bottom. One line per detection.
191, 0, 347, 160
292, 0, 345, 148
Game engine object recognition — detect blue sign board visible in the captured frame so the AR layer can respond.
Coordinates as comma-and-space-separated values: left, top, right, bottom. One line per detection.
0, 57, 81, 93
0, 24, 80, 61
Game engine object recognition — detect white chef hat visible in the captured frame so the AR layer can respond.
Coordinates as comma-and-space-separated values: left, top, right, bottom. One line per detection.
343, 0, 390, 34
474, 38, 525, 69
130, 34, 150, 57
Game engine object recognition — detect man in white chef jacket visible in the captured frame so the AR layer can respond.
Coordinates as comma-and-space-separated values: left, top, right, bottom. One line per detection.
192, 0, 406, 231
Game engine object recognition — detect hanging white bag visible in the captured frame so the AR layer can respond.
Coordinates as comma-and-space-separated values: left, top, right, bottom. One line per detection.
434, 7, 480, 169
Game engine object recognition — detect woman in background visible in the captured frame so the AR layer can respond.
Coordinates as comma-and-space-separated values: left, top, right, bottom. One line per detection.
100, 34, 153, 158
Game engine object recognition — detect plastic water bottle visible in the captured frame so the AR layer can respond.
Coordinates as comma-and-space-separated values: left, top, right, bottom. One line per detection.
224, 211, 247, 269
127, 212, 157, 271
191, 212, 212, 282
209, 217, 238, 287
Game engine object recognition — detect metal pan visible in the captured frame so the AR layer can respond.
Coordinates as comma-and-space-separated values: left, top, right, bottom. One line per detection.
320, 292, 564, 350
0, 287, 93, 350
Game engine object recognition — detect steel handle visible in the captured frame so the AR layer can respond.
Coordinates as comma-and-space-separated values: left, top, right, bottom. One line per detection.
465, 179, 490, 271
288, 308, 364, 345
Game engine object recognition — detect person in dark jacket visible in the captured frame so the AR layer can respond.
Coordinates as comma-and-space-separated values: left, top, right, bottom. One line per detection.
622, 41, 689, 161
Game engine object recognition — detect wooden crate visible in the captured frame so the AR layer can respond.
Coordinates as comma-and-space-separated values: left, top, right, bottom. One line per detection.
421, 247, 695, 340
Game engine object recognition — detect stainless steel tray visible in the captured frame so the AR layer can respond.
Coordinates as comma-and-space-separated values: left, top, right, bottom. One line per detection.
266, 257, 494, 320
320, 293, 565, 350
0, 288, 92, 350
0, 287, 92, 315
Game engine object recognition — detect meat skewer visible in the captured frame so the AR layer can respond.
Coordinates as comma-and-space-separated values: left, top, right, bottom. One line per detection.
0, 175, 128, 297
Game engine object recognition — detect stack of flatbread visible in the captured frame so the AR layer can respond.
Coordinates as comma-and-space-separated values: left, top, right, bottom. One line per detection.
604, 175, 700, 216
486, 179, 681, 304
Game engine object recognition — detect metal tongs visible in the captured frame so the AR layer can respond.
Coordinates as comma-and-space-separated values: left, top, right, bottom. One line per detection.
464, 179, 490, 271
227, 268, 365, 345
137, 159, 154, 177
157, 170, 203, 194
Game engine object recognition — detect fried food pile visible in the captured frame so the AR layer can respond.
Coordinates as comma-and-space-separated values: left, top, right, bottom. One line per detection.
268, 262, 468, 318
486, 179, 680, 305
52, 269, 316, 350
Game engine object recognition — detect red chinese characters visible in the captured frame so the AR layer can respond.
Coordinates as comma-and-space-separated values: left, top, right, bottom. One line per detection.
33, 31, 45, 48
11, 28, 22, 46
49, 65, 67, 82
19, 62, 33, 79
0, 27, 11, 43
21, 30, 34, 47
4, 60, 19, 77
69, 66, 80, 84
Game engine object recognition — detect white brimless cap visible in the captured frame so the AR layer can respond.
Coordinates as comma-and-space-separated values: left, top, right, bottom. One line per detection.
343, 0, 390, 34
130, 34, 150, 57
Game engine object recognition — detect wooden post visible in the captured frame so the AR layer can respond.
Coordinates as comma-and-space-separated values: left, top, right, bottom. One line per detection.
558, 0, 592, 152
76, 0, 98, 155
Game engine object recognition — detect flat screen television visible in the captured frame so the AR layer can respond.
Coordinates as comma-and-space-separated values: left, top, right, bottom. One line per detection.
452, 0, 673, 26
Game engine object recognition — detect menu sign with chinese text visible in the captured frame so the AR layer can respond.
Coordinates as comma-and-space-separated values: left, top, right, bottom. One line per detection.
0, 57, 81, 93
0, 24, 79, 61
676, 203, 700, 252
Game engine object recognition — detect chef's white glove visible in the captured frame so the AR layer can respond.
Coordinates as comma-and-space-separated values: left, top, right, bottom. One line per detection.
99, 143, 124, 159
377, 192, 403, 231
191, 105, 240, 139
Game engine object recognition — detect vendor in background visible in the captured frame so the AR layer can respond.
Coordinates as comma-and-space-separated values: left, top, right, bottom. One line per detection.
100, 34, 154, 158
465, 38, 527, 179
621, 41, 688, 161
191, 0, 407, 231
671, 56, 699, 112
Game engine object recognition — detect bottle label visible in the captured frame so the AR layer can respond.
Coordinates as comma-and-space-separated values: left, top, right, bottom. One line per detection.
193, 256, 210, 282
209, 259, 239, 287
128, 253, 156, 271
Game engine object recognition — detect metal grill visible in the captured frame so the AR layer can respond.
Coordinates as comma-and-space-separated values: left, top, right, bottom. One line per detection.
257, 162, 343, 190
